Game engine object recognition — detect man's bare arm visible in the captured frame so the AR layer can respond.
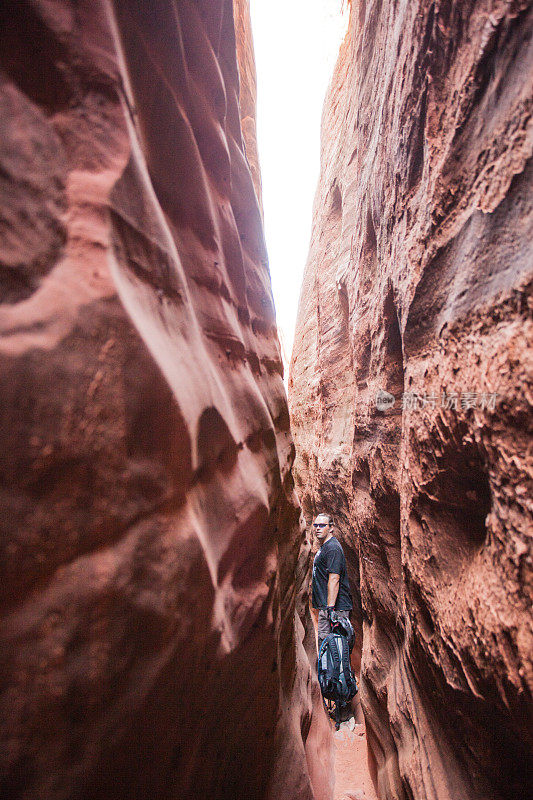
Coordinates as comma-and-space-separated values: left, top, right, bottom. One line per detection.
327, 573, 340, 607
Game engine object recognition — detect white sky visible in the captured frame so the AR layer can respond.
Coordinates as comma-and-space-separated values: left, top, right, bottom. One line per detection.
250, 0, 349, 367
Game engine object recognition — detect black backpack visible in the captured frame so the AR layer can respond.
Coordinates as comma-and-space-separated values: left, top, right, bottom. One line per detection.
318, 618, 358, 728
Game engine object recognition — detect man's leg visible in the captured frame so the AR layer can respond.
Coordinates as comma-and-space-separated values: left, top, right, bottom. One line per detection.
317, 609, 331, 654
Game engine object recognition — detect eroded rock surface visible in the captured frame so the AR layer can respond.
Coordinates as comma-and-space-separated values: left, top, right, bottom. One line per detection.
290, 2, 533, 799
0, 2, 332, 798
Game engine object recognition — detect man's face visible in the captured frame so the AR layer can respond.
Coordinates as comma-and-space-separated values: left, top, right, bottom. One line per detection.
312, 515, 331, 543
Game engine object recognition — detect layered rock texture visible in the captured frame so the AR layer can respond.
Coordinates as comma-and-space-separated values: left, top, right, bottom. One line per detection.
290, 2, 533, 799
0, 2, 332, 799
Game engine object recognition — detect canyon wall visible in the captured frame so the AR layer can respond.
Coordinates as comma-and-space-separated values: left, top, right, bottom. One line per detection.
290, 2, 532, 799
0, 2, 332, 799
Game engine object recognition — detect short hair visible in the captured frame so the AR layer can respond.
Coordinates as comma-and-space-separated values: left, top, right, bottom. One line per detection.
314, 512, 333, 525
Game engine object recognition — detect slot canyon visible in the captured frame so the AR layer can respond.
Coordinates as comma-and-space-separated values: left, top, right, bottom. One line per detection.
0, 2, 531, 800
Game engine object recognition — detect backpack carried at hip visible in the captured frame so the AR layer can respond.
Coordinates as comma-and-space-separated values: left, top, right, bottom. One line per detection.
317, 620, 358, 729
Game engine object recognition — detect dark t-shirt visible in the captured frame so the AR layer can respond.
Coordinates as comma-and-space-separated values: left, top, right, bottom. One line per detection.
311, 536, 352, 611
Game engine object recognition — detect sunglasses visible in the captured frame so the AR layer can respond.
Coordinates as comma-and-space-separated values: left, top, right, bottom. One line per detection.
313, 522, 328, 528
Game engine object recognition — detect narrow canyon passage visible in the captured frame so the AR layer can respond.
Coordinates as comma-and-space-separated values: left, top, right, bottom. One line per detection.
0, 2, 531, 800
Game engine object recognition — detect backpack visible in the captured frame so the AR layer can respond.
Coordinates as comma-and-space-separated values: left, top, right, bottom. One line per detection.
332, 614, 356, 653
318, 620, 358, 729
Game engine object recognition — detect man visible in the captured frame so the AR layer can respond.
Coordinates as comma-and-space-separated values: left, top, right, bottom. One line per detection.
311, 513, 353, 653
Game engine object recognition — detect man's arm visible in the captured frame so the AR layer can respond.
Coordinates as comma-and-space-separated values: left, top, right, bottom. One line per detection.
327, 572, 340, 608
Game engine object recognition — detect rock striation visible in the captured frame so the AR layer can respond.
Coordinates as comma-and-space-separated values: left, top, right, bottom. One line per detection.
290, 2, 533, 799
0, 2, 332, 799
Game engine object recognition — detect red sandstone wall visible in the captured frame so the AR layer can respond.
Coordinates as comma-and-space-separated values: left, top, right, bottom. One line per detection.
234, 0, 263, 217
290, 2, 532, 799
0, 2, 332, 798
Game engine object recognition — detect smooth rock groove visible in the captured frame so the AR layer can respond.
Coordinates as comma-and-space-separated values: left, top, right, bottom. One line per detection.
290, 2, 532, 799
0, 2, 333, 799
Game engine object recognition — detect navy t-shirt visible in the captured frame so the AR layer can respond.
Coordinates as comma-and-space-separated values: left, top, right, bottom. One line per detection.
311, 536, 352, 611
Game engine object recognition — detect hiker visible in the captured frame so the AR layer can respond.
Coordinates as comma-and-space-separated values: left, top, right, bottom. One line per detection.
311, 513, 353, 653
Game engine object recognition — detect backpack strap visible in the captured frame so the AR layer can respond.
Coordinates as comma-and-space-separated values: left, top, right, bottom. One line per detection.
340, 633, 352, 682
317, 635, 331, 674
329, 632, 341, 673
339, 634, 358, 699
326, 634, 343, 729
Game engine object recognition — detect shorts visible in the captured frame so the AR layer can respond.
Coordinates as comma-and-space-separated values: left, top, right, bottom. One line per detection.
317, 609, 350, 653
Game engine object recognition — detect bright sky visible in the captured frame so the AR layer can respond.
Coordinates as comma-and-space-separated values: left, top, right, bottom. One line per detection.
250, 0, 349, 367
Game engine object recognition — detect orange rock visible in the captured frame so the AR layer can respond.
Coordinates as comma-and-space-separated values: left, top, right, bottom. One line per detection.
0, 2, 332, 798
290, 2, 533, 800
